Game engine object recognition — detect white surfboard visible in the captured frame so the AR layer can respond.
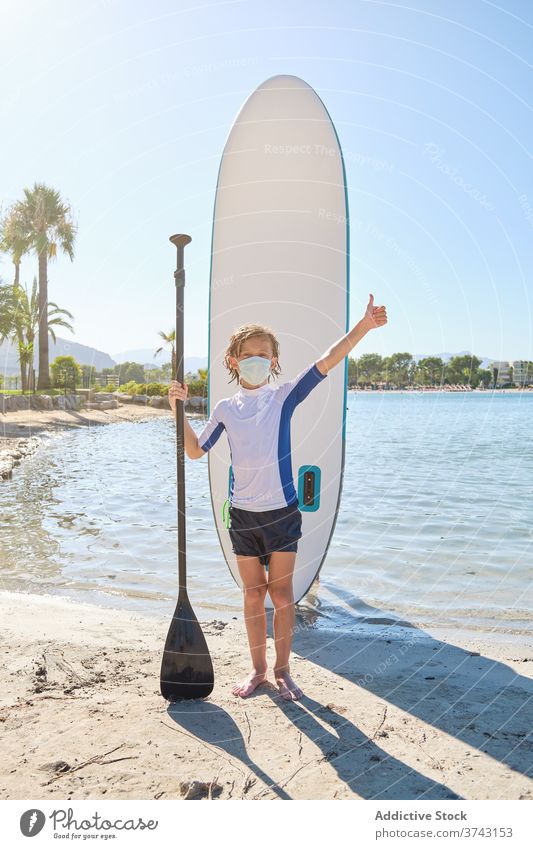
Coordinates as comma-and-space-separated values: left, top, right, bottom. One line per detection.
206, 74, 349, 608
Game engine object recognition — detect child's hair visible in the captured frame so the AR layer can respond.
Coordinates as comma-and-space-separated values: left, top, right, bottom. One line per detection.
223, 323, 282, 386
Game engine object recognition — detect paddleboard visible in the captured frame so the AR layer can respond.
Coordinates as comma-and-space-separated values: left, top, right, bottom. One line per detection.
206, 74, 349, 608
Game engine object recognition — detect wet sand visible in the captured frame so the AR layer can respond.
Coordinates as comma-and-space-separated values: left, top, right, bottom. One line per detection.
0, 403, 185, 478
0, 402, 173, 440
1, 590, 531, 801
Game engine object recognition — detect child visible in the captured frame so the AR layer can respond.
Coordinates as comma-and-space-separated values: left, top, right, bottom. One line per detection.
169, 293, 387, 700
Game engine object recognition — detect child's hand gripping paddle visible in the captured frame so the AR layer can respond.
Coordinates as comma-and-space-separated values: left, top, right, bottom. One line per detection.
160, 234, 214, 701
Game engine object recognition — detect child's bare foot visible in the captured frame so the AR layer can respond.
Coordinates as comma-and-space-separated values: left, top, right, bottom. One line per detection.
231, 669, 268, 698
274, 666, 303, 701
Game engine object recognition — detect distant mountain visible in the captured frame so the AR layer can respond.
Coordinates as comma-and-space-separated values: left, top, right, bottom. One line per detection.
182, 356, 208, 376
1, 337, 208, 377
111, 349, 207, 374
111, 347, 169, 365
0, 336, 115, 376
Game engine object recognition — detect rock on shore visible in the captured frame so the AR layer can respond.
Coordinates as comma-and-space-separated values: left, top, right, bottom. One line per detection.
0, 437, 41, 480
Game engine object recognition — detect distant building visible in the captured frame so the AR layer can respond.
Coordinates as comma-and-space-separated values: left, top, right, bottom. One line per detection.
489, 361, 511, 386
511, 360, 530, 386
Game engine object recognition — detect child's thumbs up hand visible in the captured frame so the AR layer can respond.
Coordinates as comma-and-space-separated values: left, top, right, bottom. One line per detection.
363, 293, 388, 330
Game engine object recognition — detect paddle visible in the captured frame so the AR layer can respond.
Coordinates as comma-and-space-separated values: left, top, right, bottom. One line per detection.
160, 233, 214, 701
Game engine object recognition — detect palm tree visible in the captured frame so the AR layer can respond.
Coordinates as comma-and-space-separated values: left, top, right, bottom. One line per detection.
1, 204, 32, 379
13, 183, 76, 389
155, 329, 176, 374
0, 279, 14, 341
0, 283, 29, 390
0, 278, 74, 392
0, 204, 30, 287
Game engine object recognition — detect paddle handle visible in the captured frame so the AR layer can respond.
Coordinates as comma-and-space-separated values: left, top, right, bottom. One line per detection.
170, 234, 192, 595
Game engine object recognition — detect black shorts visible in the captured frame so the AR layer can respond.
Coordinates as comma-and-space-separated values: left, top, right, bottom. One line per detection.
228, 502, 303, 567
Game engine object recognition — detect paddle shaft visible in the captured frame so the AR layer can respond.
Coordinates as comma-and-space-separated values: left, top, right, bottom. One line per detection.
170, 234, 192, 596
159, 233, 214, 701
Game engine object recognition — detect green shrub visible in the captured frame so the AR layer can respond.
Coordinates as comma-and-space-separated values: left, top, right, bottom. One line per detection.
92, 384, 117, 392
51, 355, 82, 392
141, 382, 169, 397
187, 378, 206, 397
116, 379, 206, 397
118, 380, 140, 395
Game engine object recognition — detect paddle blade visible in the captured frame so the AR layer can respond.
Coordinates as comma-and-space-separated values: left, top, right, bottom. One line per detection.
160, 593, 214, 701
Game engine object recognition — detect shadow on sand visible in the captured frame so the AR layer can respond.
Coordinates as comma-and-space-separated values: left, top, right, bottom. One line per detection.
162, 581, 533, 799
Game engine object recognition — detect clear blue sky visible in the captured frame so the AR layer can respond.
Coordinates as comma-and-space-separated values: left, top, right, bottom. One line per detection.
1, 0, 532, 362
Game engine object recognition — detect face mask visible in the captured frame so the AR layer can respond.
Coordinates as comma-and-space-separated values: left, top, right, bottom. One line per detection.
238, 355, 272, 386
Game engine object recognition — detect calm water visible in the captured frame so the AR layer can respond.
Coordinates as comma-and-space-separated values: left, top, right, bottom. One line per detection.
1, 392, 532, 640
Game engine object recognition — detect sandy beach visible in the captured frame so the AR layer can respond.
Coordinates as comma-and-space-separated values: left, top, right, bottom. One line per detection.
0, 401, 173, 440
1, 590, 531, 801
0, 403, 179, 478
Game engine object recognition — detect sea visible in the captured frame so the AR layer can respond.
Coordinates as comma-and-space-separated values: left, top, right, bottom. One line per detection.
1, 391, 532, 644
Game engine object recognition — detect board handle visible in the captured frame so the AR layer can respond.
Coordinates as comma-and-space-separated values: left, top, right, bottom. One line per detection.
298, 465, 321, 511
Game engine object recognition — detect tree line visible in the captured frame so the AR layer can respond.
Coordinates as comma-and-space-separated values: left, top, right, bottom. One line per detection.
348, 352, 533, 388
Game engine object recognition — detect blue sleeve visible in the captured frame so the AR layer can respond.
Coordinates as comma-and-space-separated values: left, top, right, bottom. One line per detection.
278, 361, 327, 410
197, 401, 226, 453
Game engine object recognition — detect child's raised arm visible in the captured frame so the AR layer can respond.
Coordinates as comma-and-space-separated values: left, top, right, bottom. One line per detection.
316, 293, 388, 376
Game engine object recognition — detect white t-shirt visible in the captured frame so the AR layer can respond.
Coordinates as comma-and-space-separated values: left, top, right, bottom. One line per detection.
197, 361, 327, 511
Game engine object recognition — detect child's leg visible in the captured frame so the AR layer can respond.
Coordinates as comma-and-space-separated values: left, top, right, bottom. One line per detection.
232, 554, 268, 698
267, 550, 303, 701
